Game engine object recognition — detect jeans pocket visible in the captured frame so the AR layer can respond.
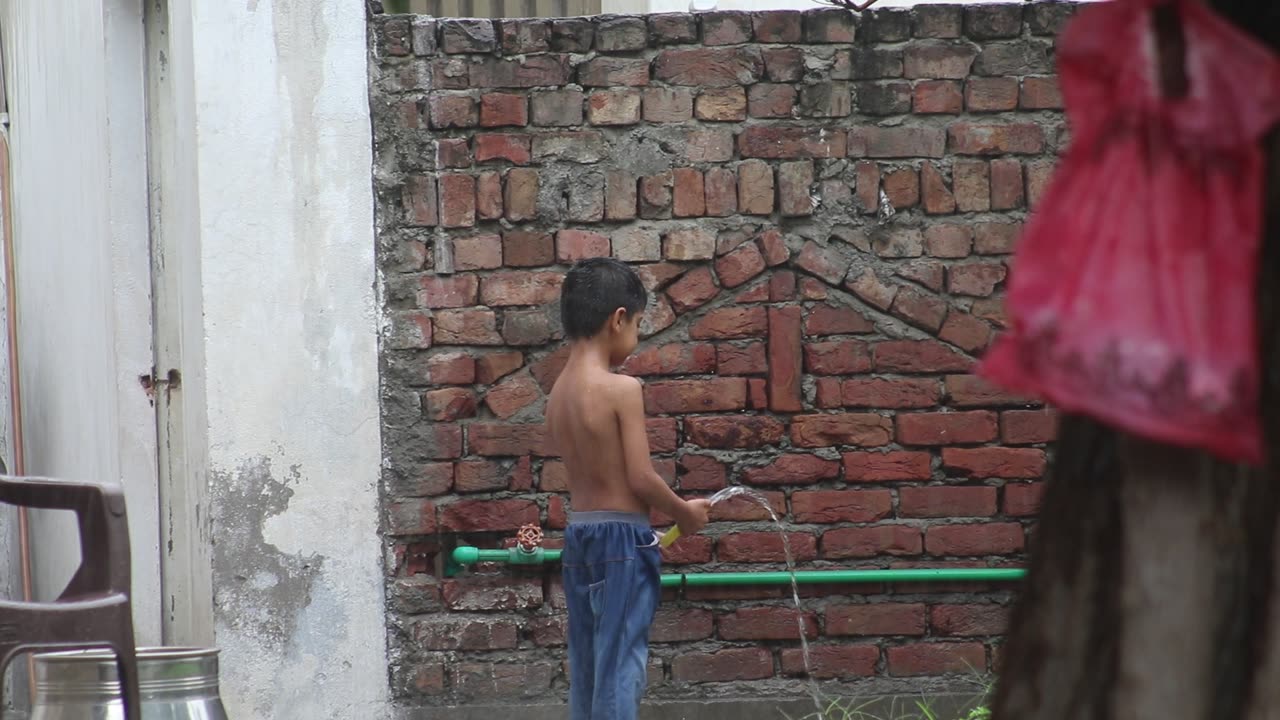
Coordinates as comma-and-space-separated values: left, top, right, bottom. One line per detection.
637, 530, 661, 549
587, 578, 606, 616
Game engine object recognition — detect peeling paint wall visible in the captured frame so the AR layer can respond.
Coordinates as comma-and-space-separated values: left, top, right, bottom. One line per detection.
187, 1, 389, 718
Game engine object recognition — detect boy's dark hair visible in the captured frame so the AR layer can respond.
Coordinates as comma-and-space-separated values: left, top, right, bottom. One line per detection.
560, 257, 648, 339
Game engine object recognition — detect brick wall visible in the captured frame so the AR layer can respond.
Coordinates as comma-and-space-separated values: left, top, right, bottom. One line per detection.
370, 1, 1071, 708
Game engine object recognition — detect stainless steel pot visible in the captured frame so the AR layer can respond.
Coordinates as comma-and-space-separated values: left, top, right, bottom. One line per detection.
30, 647, 227, 720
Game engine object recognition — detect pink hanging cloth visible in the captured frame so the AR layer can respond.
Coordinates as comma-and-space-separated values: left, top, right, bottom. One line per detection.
978, 0, 1280, 464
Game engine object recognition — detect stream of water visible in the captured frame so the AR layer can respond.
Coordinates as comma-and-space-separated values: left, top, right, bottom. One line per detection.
704, 485, 826, 715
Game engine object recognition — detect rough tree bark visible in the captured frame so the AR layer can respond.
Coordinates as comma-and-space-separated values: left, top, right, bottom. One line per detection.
991, 3, 1280, 719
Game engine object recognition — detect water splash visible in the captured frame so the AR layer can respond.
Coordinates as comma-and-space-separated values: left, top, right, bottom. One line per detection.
706, 485, 825, 713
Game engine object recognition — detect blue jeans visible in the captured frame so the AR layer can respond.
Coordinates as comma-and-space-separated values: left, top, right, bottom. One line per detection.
562, 511, 662, 720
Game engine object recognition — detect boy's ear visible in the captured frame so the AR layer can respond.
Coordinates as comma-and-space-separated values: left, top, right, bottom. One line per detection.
610, 306, 629, 330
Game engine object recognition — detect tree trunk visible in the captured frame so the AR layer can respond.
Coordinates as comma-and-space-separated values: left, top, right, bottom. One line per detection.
991, 3, 1280, 719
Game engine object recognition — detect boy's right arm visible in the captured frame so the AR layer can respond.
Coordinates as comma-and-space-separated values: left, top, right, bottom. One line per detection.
614, 376, 709, 535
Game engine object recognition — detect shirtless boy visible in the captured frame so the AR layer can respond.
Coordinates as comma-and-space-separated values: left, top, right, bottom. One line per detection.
546, 257, 711, 720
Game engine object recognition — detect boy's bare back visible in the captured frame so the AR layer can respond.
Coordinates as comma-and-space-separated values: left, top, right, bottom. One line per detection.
546, 363, 648, 515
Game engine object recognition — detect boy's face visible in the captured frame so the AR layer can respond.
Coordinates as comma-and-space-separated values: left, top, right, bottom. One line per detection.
607, 308, 643, 366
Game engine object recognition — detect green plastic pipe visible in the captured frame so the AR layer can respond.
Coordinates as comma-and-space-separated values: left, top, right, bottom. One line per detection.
448, 547, 1026, 586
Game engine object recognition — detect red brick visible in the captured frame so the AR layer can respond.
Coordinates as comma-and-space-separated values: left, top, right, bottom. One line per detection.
781, 645, 879, 679
799, 278, 827, 299
598, 171, 636, 222
623, 343, 717, 376
887, 643, 986, 677
504, 168, 538, 222
921, 226, 970, 260
434, 309, 502, 345
655, 47, 763, 87
469, 54, 572, 88
823, 525, 922, 559
650, 609, 714, 643
803, 340, 871, 375
712, 243, 765, 289
423, 388, 478, 422
900, 486, 997, 518
452, 662, 556, 699
952, 159, 990, 213
476, 172, 504, 221
945, 374, 1036, 407
415, 618, 518, 651
943, 447, 1046, 479
530, 88, 584, 126
662, 535, 714, 564
440, 498, 539, 532
791, 413, 893, 448
897, 411, 997, 446
718, 531, 817, 562
439, 174, 477, 228
766, 306, 803, 412
568, 181, 604, 223
467, 423, 549, 456
904, 42, 978, 79
827, 603, 926, 636
648, 418, 680, 453
804, 305, 873, 336
890, 287, 947, 332
872, 228, 925, 259
666, 268, 719, 314
1020, 76, 1063, 110
475, 134, 531, 165
679, 454, 726, 491
846, 268, 898, 310
685, 415, 785, 449
716, 341, 766, 376
703, 12, 752, 45
664, 168, 706, 220
643, 87, 694, 123
671, 649, 773, 683
403, 176, 439, 227
555, 230, 610, 263
778, 160, 815, 217
1001, 409, 1058, 444
931, 604, 1009, 636
579, 57, 649, 87
749, 83, 797, 118
429, 94, 478, 129
737, 160, 775, 215
539, 460, 568, 492
854, 161, 879, 214
965, 77, 1018, 112
452, 459, 510, 493
588, 90, 641, 126
683, 129, 735, 162
843, 451, 931, 482
742, 454, 839, 486
386, 499, 438, 536
426, 352, 477, 386
948, 262, 1006, 297
640, 172, 674, 219
990, 158, 1024, 210
925, 523, 1024, 556
738, 126, 847, 158
795, 241, 849, 286
420, 275, 478, 309
793, 489, 892, 523
974, 221, 1022, 255
480, 272, 561, 306
848, 126, 946, 159
753, 11, 802, 42
1004, 482, 1045, 516
841, 378, 939, 409
528, 615, 567, 647
1026, 160, 1054, 208
770, 270, 797, 301
882, 166, 919, 210
949, 122, 1046, 155
480, 93, 528, 127
704, 168, 738, 217
939, 312, 993, 354
690, 306, 768, 340
921, 162, 956, 214
719, 608, 817, 641
501, 231, 552, 268
913, 80, 963, 114
643, 378, 747, 414
874, 340, 972, 373
696, 87, 748, 122
483, 373, 541, 419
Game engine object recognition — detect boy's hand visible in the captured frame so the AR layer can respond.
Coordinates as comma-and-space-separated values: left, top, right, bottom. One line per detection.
677, 498, 711, 536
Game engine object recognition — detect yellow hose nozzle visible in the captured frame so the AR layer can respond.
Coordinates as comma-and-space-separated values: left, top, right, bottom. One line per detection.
659, 526, 682, 548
